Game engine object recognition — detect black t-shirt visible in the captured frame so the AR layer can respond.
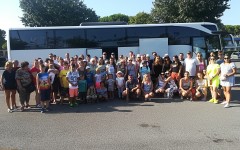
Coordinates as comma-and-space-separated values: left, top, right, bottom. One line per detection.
2, 69, 17, 90
126, 79, 138, 91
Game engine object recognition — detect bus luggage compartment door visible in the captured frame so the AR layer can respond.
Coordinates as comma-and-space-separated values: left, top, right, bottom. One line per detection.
139, 38, 168, 59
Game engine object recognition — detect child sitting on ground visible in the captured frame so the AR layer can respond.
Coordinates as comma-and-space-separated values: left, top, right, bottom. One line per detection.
86, 85, 97, 103
97, 81, 108, 101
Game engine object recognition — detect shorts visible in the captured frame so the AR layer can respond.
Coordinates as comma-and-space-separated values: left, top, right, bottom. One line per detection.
171, 72, 179, 81
95, 82, 101, 89
69, 88, 78, 98
40, 89, 51, 101
60, 87, 69, 97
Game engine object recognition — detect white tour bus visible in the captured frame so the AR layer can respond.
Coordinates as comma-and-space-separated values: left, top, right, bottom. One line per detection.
8, 22, 222, 63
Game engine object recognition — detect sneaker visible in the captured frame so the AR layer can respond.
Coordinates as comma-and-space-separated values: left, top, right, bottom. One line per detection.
40, 108, 44, 113
74, 102, 78, 106
69, 103, 74, 107
181, 96, 184, 100
224, 103, 230, 108
208, 99, 214, 103
190, 98, 193, 101
8, 109, 13, 113
213, 99, 218, 104
36, 104, 41, 108
25, 105, 31, 109
221, 101, 227, 105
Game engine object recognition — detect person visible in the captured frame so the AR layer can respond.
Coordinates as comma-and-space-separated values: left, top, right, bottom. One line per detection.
162, 56, 171, 73
95, 68, 102, 90
66, 64, 79, 107
219, 55, 236, 108
141, 74, 154, 101
155, 72, 166, 96
106, 58, 116, 79
179, 71, 193, 100
139, 60, 150, 81
106, 74, 115, 99
85, 66, 95, 88
30, 59, 40, 107
86, 85, 97, 103
126, 58, 137, 80
116, 71, 125, 99
78, 75, 87, 104
152, 55, 163, 85
59, 61, 69, 105
122, 75, 141, 102
196, 52, 206, 73
170, 55, 182, 85
89, 58, 97, 74
36, 65, 51, 113
96, 82, 108, 101
184, 51, 198, 79
165, 71, 178, 98
1, 61, 17, 112
117, 59, 127, 77
206, 56, 220, 104
178, 53, 185, 66
15, 61, 33, 111
195, 72, 207, 101
216, 50, 224, 65
12, 60, 20, 71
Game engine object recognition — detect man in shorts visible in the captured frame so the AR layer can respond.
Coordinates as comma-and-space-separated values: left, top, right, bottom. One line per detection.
122, 75, 141, 101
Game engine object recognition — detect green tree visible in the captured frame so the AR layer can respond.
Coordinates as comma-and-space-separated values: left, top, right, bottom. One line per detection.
129, 12, 154, 24
99, 13, 129, 22
0, 29, 6, 50
151, 0, 230, 24
224, 25, 240, 36
20, 0, 98, 26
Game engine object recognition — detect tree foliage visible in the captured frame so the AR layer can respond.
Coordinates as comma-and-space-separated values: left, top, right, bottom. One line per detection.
129, 12, 154, 24
151, 0, 230, 24
224, 25, 240, 36
99, 13, 129, 23
0, 29, 6, 50
20, 0, 98, 26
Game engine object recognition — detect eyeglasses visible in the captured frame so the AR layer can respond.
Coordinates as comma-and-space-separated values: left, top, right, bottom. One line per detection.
197, 55, 202, 57
210, 58, 215, 60
224, 58, 229, 60
103, 54, 106, 55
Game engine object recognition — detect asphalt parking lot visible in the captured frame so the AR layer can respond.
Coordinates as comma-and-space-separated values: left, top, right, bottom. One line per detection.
0, 85, 240, 150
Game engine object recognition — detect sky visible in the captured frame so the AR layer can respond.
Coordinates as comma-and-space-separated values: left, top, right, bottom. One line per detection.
0, 0, 239, 33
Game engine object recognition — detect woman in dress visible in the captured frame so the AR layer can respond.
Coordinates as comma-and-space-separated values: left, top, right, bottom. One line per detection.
15, 61, 33, 111
152, 56, 163, 85
219, 55, 236, 108
206, 56, 220, 104
1, 61, 17, 112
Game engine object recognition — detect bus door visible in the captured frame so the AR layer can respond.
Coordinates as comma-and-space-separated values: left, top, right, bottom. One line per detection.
139, 38, 168, 59
193, 37, 207, 59
86, 48, 102, 58
102, 47, 118, 60
118, 47, 139, 59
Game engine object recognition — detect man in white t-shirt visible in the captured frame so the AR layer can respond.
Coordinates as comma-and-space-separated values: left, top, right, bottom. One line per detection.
184, 51, 199, 79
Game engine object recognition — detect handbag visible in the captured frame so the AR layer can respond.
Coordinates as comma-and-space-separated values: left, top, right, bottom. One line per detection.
23, 82, 36, 93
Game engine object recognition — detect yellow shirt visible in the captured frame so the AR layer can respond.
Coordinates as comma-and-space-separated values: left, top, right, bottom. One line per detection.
59, 69, 69, 88
207, 64, 220, 87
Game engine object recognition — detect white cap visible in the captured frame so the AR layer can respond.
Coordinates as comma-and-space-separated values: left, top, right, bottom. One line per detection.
86, 66, 90, 69
164, 54, 169, 57
137, 54, 141, 57
146, 54, 150, 57
116, 71, 123, 74
83, 59, 87, 62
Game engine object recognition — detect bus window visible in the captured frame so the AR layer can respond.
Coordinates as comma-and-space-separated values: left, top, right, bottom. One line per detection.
206, 35, 221, 52
193, 37, 207, 58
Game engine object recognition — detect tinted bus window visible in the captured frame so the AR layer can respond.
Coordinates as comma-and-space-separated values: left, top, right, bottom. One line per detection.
167, 26, 200, 45
55, 29, 85, 48
126, 26, 167, 46
86, 28, 126, 47
202, 25, 217, 31
10, 30, 54, 50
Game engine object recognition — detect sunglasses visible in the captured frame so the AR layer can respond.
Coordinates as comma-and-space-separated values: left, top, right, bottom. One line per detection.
224, 58, 229, 59
210, 58, 215, 60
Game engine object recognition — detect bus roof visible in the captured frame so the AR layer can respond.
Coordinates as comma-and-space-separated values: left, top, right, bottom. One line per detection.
9, 22, 217, 31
